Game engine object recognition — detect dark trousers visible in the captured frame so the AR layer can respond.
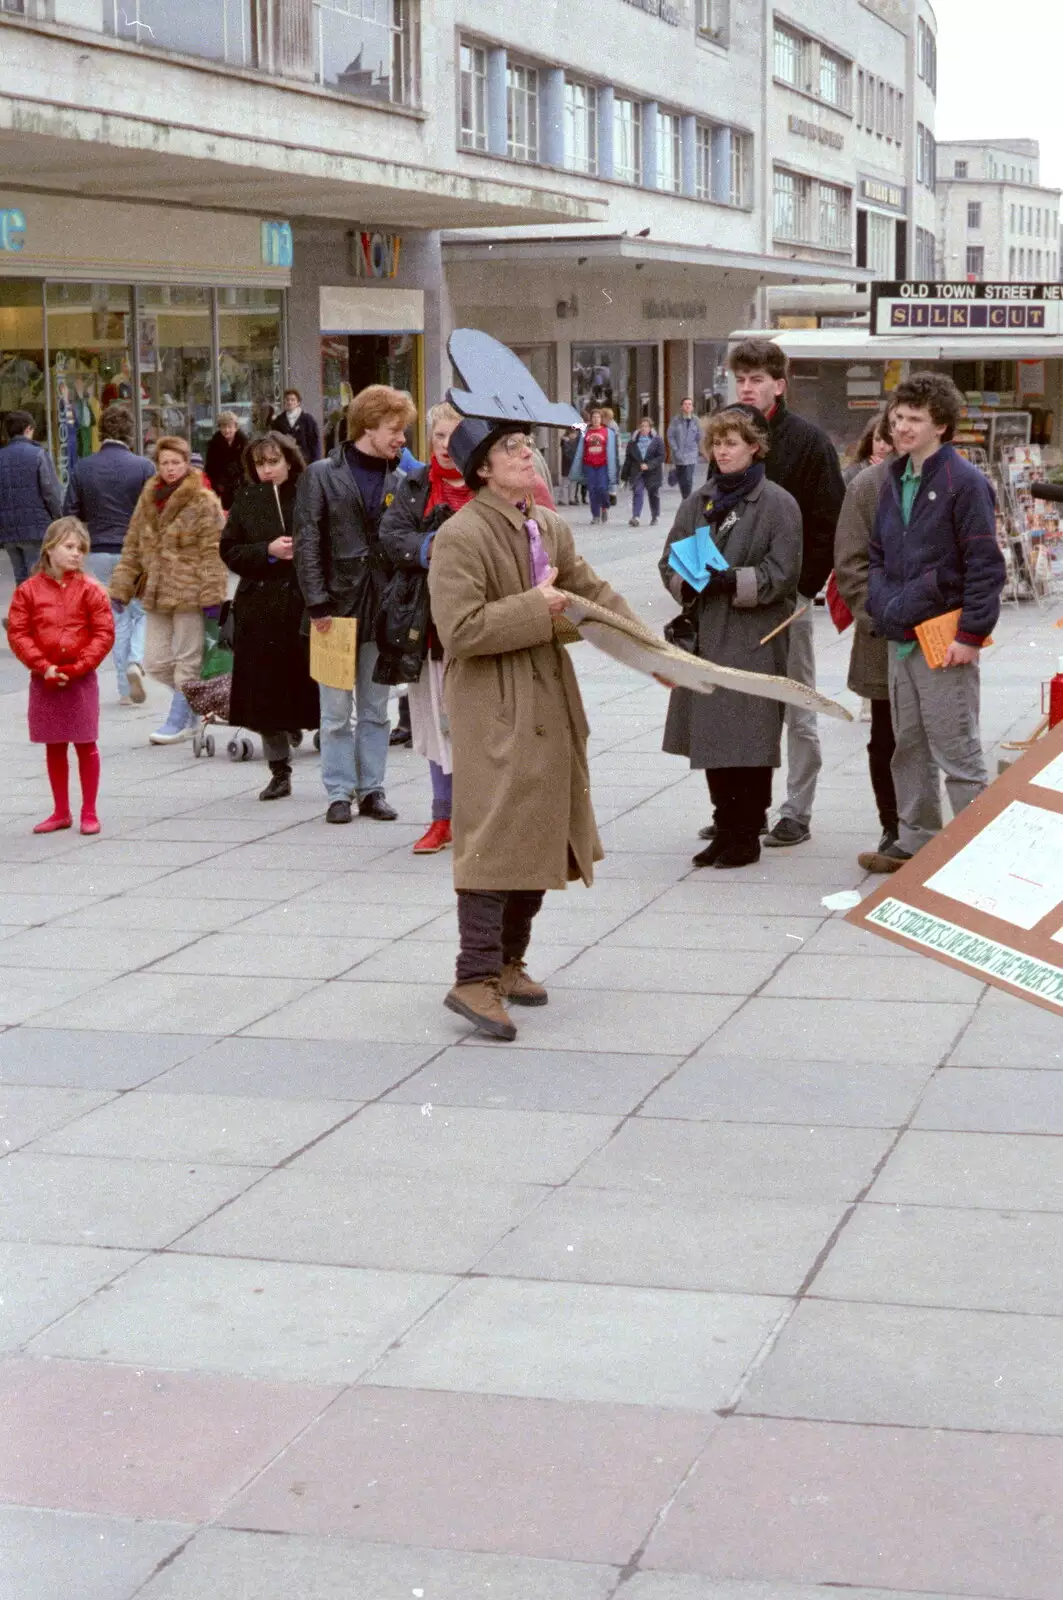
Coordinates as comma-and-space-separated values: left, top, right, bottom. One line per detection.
868, 696, 899, 834
675, 464, 696, 500
706, 766, 773, 845
456, 889, 546, 984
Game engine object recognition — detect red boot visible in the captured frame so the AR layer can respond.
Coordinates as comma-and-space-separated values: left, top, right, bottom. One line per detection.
413, 818, 452, 855
34, 745, 72, 834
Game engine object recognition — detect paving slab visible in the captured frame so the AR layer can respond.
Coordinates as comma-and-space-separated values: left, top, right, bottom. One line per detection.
383, 1044, 681, 1114
28, 973, 318, 1035
0, 926, 197, 972
598, 913, 824, 953
913, 1067, 1063, 1133
149, 932, 387, 979
461, 988, 742, 1055
0, 1242, 144, 1350
643, 1416, 1063, 1598
30, 1090, 360, 1166
548, 946, 782, 994
290, 1102, 617, 1184
223, 1384, 714, 1564
759, 954, 985, 1003
0, 1506, 188, 1600
869, 1129, 1063, 1210
0, 1085, 115, 1151
740, 1296, 1063, 1432
29, 1252, 453, 1385
149, 1035, 435, 1101
812, 1202, 1063, 1314
0, 1028, 215, 1089
625, 1581, 970, 1600
175, 1167, 549, 1273
948, 991, 1063, 1067
0, 1153, 264, 1249
571, 1118, 893, 1203
241, 979, 467, 1044
478, 1187, 843, 1296
139, 1528, 619, 1600
697, 997, 973, 1065
641, 1056, 933, 1128
0, 968, 124, 1027
0, 1355, 337, 1522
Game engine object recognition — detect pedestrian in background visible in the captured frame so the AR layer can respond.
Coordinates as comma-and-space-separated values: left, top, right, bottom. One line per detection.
571, 408, 617, 524
660, 405, 801, 870
6, 517, 114, 836
220, 432, 319, 802
204, 412, 249, 511
294, 383, 414, 825
728, 338, 844, 849
0, 409, 63, 593
62, 404, 152, 707
558, 426, 581, 506
621, 416, 665, 526
428, 418, 639, 1041
834, 408, 899, 858
109, 435, 227, 745
667, 396, 701, 501
862, 373, 1004, 873
271, 388, 322, 463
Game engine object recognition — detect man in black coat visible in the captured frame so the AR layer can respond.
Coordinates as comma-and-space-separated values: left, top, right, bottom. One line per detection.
728, 338, 845, 846
294, 383, 415, 825
271, 388, 322, 463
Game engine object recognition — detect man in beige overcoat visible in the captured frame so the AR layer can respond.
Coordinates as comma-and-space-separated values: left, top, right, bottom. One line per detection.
428, 417, 638, 1040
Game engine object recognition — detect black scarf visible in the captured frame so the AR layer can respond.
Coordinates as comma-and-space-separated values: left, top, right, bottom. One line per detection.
703, 462, 765, 526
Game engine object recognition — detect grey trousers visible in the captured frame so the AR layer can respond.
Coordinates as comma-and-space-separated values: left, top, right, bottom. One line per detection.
777, 602, 822, 827
888, 642, 988, 856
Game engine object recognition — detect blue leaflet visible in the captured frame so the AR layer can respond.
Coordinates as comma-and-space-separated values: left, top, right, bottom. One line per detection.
667, 524, 730, 593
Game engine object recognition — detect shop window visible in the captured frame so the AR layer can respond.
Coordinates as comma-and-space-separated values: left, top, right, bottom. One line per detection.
136, 286, 213, 457
45, 283, 135, 496
571, 344, 658, 437
613, 97, 642, 185
696, 0, 728, 42
506, 61, 539, 162
217, 287, 284, 437
656, 110, 681, 195
967, 202, 982, 229
966, 246, 985, 280
459, 41, 488, 151
106, 0, 254, 69
321, 332, 420, 450
564, 79, 598, 176
0, 280, 47, 451
867, 212, 893, 274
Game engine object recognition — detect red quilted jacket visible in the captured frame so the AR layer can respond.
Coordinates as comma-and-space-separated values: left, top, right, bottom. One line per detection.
7, 571, 115, 679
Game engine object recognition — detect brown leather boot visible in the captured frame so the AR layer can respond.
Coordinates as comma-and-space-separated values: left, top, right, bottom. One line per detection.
444, 977, 517, 1041
500, 959, 548, 1006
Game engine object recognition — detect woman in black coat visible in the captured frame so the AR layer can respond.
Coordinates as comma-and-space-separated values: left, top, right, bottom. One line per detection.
204, 413, 249, 511
620, 417, 665, 526
220, 431, 320, 801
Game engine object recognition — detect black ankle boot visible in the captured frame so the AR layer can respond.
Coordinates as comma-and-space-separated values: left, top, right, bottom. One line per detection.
259, 762, 292, 801
713, 833, 761, 868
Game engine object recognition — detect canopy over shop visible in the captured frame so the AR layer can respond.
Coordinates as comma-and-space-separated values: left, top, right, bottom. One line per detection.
730, 280, 1063, 601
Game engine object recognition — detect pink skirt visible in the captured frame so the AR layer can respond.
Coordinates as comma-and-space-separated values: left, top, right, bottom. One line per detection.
28, 671, 100, 744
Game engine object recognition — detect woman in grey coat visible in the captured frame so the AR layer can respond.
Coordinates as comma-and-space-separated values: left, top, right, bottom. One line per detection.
659, 404, 802, 868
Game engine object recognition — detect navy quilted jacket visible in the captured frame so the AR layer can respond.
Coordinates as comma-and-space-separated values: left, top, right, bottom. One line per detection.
867, 444, 1004, 646
0, 437, 63, 545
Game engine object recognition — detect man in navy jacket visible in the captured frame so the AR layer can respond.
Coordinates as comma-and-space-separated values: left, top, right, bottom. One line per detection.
64, 404, 153, 704
0, 410, 63, 590
862, 372, 1004, 872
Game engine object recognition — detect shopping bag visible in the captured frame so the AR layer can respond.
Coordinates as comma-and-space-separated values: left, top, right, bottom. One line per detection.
200, 617, 234, 680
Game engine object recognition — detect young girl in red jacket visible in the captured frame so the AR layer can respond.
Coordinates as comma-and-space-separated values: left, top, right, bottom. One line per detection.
7, 517, 115, 835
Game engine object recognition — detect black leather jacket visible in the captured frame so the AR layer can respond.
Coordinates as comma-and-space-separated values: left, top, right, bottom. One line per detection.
293, 446, 400, 636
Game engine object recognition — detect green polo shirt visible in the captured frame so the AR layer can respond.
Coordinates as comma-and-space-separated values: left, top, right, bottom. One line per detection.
900, 458, 921, 525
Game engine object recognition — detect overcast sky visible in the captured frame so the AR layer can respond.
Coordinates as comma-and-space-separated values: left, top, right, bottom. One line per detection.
933, 0, 1063, 188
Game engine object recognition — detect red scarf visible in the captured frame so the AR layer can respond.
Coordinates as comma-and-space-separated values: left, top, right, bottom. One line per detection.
425, 457, 474, 514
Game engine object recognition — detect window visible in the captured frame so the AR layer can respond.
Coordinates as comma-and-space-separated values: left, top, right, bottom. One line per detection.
1036, 208, 1042, 235
773, 24, 806, 89
917, 17, 937, 93
695, 125, 713, 201
967, 202, 982, 229
1010, 247, 1016, 276
966, 246, 985, 279
819, 181, 850, 251
876, 78, 886, 136
867, 211, 893, 274
916, 123, 935, 188
695, 124, 748, 206
774, 168, 849, 250
856, 69, 865, 126
564, 79, 597, 174
1011, 204, 1016, 232
613, 97, 642, 184
916, 226, 936, 277
729, 133, 747, 206
773, 168, 807, 241
819, 47, 849, 110
656, 110, 681, 194
894, 90, 904, 144
954, 160, 968, 178
696, 0, 728, 40
107, 0, 254, 69
458, 42, 487, 152
506, 61, 539, 161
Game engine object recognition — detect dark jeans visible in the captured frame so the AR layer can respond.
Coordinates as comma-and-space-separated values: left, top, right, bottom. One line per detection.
584, 464, 611, 519
868, 696, 898, 834
5, 541, 41, 586
675, 464, 696, 500
705, 766, 773, 845
456, 889, 546, 984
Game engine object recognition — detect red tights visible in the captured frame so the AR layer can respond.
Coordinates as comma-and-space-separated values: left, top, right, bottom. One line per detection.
37, 742, 101, 833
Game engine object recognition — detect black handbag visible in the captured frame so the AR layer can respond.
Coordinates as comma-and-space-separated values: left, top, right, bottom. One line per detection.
372, 567, 431, 685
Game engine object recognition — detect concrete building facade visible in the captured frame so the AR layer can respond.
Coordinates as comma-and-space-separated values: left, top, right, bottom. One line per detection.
937, 139, 1061, 284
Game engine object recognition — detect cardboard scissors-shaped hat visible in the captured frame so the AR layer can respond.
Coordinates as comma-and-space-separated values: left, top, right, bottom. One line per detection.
446, 329, 582, 488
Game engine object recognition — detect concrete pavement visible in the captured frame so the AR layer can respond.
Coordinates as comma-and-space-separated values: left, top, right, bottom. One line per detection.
2, 491, 1062, 1600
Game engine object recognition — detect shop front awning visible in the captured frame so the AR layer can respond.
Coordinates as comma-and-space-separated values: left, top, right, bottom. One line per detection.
0, 95, 602, 231
442, 233, 875, 286
729, 327, 1063, 361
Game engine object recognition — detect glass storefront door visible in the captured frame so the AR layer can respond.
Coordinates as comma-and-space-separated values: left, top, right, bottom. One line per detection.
218, 286, 284, 436
571, 344, 659, 439
0, 281, 47, 447
321, 333, 423, 453
138, 286, 213, 457
45, 282, 135, 495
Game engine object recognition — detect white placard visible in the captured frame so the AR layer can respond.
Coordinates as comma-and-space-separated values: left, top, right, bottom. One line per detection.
1030, 751, 1063, 795
926, 800, 1063, 930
